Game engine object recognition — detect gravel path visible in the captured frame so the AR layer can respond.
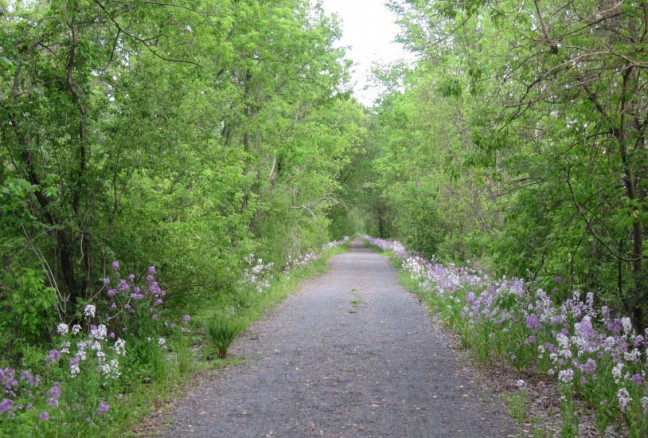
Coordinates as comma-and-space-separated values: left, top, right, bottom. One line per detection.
161, 239, 521, 437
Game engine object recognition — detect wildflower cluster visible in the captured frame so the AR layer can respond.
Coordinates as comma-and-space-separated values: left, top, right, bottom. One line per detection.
364, 236, 408, 259
242, 254, 274, 292
100, 263, 190, 337
283, 237, 350, 275
321, 236, 350, 251
0, 261, 190, 431
283, 252, 320, 274
51, 311, 126, 381
0, 368, 47, 419
367, 236, 648, 435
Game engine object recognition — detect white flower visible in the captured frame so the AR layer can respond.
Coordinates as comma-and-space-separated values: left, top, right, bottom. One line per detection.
56, 323, 69, 336
559, 368, 574, 383
84, 304, 96, 318
158, 338, 166, 349
60, 341, 71, 354
72, 324, 82, 335
76, 350, 87, 361
621, 317, 633, 335
109, 359, 121, 378
617, 388, 631, 412
603, 336, 617, 353
642, 396, 648, 414
112, 338, 126, 356
90, 324, 107, 341
624, 348, 641, 363
97, 360, 120, 379
612, 362, 625, 384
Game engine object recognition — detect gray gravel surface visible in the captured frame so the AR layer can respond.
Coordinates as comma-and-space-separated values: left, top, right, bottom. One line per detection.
162, 239, 521, 437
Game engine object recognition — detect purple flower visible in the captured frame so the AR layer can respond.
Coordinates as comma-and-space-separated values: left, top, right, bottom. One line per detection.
128, 273, 135, 282
46, 349, 60, 365
0, 398, 13, 414
112, 261, 120, 271
130, 292, 144, 300
148, 266, 156, 275
118, 279, 130, 292
151, 314, 159, 320
525, 315, 540, 330
607, 319, 623, 335
582, 358, 597, 374
107, 289, 117, 297
154, 299, 163, 306
47, 382, 61, 407
149, 282, 161, 295
554, 276, 562, 283
631, 374, 644, 386
96, 401, 110, 416
102, 277, 110, 286
544, 342, 557, 353
39, 411, 49, 421
0, 368, 17, 391
524, 335, 536, 345
183, 315, 191, 323
19, 371, 40, 387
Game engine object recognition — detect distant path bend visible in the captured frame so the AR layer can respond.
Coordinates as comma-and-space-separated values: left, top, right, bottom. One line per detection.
162, 239, 520, 437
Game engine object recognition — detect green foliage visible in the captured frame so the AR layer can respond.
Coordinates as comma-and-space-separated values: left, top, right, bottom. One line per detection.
4, 269, 57, 344
207, 316, 247, 359
369, 0, 648, 330
0, 0, 360, 434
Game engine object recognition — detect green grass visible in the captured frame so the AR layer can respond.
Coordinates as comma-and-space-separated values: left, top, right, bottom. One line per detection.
207, 316, 247, 359
502, 392, 530, 423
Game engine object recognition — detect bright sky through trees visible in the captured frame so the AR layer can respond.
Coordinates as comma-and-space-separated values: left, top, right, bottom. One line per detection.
320, 0, 411, 105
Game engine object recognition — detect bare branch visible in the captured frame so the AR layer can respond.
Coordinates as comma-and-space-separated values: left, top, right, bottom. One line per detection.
94, 0, 204, 68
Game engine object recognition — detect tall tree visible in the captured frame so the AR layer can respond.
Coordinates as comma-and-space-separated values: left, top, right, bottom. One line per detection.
385, 0, 648, 329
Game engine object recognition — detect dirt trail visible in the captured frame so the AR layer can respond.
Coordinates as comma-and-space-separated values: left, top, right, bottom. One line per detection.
161, 239, 520, 437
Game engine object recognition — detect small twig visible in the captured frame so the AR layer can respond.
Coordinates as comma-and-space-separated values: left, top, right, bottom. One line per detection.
22, 224, 65, 321
94, 0, 204, 68
291, 205, 317, 220
565, 165, 644, 262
